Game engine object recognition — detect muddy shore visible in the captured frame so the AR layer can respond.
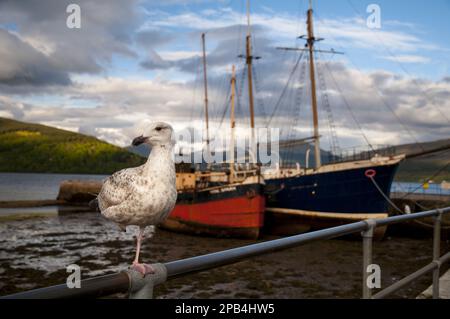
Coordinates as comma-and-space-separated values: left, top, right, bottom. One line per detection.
0, 210, 448, 298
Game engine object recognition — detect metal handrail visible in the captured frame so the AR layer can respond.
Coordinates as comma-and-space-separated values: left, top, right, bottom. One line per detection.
1, 207, 449, 299
372, 252, 450, 299
0, 272, 130, 299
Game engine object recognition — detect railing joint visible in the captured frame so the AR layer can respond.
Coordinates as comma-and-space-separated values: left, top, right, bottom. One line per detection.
434, 209, 443, 221
431, 259, 441, 269
361, 219, 377, 238
127, 263, 167, 299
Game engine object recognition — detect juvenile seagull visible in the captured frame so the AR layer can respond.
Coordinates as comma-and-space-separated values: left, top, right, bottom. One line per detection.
96, 122, 177, 275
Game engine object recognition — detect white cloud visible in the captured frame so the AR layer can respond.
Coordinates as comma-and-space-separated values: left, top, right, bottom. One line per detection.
1, 59, 449, 149
145, 8, 442, 54
159, 51, 201, 61
381, 55, 430, 64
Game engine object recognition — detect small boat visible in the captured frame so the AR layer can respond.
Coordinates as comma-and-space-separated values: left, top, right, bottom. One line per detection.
161, 36, 266, 239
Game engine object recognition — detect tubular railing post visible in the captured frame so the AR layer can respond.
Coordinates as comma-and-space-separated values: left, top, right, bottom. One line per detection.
432, 210, 442, 299
362, 219, 376, 299
127, 263, 167, 299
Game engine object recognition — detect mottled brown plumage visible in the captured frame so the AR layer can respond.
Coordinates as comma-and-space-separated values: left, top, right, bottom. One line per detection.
96, 122, 177, 275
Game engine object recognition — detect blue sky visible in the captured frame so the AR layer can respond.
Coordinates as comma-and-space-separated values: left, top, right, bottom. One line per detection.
0, 0, 449, 149
133, 0, 450, 80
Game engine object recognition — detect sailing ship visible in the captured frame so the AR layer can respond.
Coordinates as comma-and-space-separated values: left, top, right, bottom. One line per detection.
261, 2, 404, 236
161, 32, 266, 238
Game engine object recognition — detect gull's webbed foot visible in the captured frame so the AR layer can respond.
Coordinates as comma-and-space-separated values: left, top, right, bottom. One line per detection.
130, 261, 155, 276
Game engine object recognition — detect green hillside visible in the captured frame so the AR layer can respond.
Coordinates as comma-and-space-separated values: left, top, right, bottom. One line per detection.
392, 139, 450, 183
396, 155, 449, 183
0, 118, 145, 174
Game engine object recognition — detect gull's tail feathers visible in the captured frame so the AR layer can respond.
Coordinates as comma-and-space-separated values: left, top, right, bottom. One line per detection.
88, 197, 100, 212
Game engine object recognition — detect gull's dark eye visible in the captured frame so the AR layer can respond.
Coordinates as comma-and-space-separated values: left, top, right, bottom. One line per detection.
155, 127, 162, 131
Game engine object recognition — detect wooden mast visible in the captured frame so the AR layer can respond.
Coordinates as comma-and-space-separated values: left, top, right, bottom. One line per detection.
306, 0, 321, 168
246, 0, 256, 140
276, 1, 344, 169
201, 33, 211, 157
230, 65, 236, 183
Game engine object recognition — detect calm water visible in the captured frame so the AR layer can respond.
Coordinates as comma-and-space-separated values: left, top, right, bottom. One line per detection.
0, 173, 448, 298
0, 173, 447, 203
0, 172, 108, 201
391, 181, 450, 196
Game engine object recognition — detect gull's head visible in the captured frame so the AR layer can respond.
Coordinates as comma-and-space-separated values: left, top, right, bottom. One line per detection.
132, 122, 174, 147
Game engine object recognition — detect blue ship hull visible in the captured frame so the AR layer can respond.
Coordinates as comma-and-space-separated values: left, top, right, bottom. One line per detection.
265, 162, 400, 214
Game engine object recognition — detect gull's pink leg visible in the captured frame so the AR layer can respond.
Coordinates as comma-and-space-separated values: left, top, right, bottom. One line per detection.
133, 228, 143, 264
131, 227, 154, 275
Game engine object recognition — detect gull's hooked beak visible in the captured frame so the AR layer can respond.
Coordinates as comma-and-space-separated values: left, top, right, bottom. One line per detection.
132, 135, 148, 146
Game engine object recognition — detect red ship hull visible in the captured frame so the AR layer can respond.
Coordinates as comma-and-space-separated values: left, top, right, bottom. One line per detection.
161, 183, 265, 239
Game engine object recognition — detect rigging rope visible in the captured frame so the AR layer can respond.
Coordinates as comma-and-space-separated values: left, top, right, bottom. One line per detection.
237, 64, 247, 127
189, 54, 202, 123
252, 63, 269, 127
212, 83, 232, 143
322, 60, 375, 151
312, 9, 426, 153
285, 58, 307, 166
345, 0, 450, 124
316, 52, 340, 156
209, 71, 230, 129
268, 50, 305, 127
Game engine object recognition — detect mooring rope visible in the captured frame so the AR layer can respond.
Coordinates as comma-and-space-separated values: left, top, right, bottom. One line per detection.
368, 173, 450, 229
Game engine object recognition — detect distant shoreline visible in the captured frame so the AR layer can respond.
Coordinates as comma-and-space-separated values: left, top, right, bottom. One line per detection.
0, 170, 446, 183
0, 199, 71, 208
0, 171, 109, 177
